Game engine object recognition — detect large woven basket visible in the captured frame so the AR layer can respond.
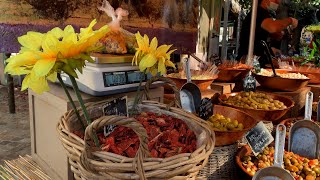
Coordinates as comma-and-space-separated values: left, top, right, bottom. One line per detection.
198, 143, 239, 180
57, 76, 215, 179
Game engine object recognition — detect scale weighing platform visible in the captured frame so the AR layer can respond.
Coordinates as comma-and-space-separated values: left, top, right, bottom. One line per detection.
61, 53, 163, 96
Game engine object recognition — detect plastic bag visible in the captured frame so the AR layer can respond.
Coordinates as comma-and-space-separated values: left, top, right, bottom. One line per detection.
98, 0, 136, 54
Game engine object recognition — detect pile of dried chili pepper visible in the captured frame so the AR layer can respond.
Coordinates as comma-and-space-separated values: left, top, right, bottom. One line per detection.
74, 112, 197, 158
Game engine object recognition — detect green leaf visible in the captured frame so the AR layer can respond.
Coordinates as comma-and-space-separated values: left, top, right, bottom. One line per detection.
61, 64, 78, 78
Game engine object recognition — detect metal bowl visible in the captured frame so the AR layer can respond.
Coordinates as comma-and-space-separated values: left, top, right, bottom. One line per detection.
166, 75, 217, 91
216, 68, 251, 82
212, 105, 258, 146
254, 73, 310, 92
219, 92, 294, 122
280, 116, 320, 139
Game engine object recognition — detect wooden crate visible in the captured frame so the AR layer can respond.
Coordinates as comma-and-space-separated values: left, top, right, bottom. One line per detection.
210, 82, 243, 94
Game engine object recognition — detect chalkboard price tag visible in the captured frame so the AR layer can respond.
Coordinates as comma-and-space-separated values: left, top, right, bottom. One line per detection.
102, 96, 128, 137
210, 54, 222, 66
245, 121, 274, 156
243, 72, 256, 92
199, 98, 213, 120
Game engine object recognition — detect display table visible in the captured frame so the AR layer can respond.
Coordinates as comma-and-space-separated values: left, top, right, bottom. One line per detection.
28, 83, 164, 180
210, 82, 243, 94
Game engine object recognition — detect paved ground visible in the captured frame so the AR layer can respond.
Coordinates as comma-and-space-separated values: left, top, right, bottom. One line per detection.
0, 85, 30, 163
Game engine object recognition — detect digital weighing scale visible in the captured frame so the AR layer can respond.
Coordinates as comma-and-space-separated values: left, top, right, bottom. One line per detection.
60, 53, 163, 96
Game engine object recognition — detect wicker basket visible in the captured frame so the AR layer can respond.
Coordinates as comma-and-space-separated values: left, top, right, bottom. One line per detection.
57, 76, 215, 180
198, 143, 239, 180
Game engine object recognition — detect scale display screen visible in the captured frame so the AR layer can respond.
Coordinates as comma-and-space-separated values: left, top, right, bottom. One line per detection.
103, 71, 148, 87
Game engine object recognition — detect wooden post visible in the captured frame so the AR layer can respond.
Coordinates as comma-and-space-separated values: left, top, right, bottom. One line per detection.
5, 53, 15, 114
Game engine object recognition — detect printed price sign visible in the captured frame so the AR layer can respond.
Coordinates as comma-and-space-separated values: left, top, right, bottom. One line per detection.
199, 98, 213, 120
245, 121, 274, 156
102, 96, 128, 136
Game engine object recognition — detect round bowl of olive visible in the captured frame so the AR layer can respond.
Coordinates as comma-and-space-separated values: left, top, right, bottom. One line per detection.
236, 145, 320, 180
207, 105, 258, 146
219, 91, 294, 122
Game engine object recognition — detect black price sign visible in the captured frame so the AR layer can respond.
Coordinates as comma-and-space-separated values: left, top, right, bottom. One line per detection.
199, 98, 213, 120
102, 96, 128, 136
243, 73, 256, 92
210, 54, 222, 66
245, 121, 274, 156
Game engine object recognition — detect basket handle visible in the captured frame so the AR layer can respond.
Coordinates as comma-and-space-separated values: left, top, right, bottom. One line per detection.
79, 115, 149, 180
143, 76, 181, 108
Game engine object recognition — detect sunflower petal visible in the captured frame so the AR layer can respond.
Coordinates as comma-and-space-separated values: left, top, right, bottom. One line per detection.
143, 34, 150, 48
64, 25, 75, 34
42, 33, 59, 55
27, 72, 50, 94
139, 54, 157, 72
33, 58, 56, 77
165, 60, 176, 68
158, 58, 166, 75
21, 74, 31, 91
47, 71, 57, 82
150, 37, 158, 50
156, 45, 172, 55
49, 27, 64, 39
18, 32, 44, 51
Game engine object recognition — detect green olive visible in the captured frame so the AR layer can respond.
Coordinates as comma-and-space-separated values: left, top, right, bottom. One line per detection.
307, 171, 317, 177
304, 166, 312, 172
312, 167, 320, 175
241, 156, 251, 162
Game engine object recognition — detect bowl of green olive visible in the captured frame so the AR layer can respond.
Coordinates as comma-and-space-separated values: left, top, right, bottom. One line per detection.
236, 145, 320, 180
207, 105, 257, 146
219, 91, 294, 122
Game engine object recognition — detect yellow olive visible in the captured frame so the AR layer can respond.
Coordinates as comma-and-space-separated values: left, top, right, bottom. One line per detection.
288, 165, 299, 172
291, 158, 298, 165
212, 121, 221, 128
238, 123, 244, 130
312, 167, 320, 175
226, 123, 236, 130
306, 175, 316, 180
232, 120, 239, 127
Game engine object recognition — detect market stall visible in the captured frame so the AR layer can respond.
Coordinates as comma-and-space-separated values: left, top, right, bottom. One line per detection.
2, 0, 320, 179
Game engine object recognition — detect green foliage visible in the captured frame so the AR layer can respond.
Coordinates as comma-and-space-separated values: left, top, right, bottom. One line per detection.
302, 34, 320, 67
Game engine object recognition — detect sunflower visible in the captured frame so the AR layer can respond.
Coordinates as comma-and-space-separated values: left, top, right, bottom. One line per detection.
132, 32, 176, 76
5, 19, 109, 94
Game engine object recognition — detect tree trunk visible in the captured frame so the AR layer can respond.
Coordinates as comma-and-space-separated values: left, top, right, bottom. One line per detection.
5, 53, 15, 114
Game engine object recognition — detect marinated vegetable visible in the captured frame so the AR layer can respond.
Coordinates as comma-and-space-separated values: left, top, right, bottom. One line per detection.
241, 146, 320, 179
222, 91, 287, 110
207, 114, 244, 131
